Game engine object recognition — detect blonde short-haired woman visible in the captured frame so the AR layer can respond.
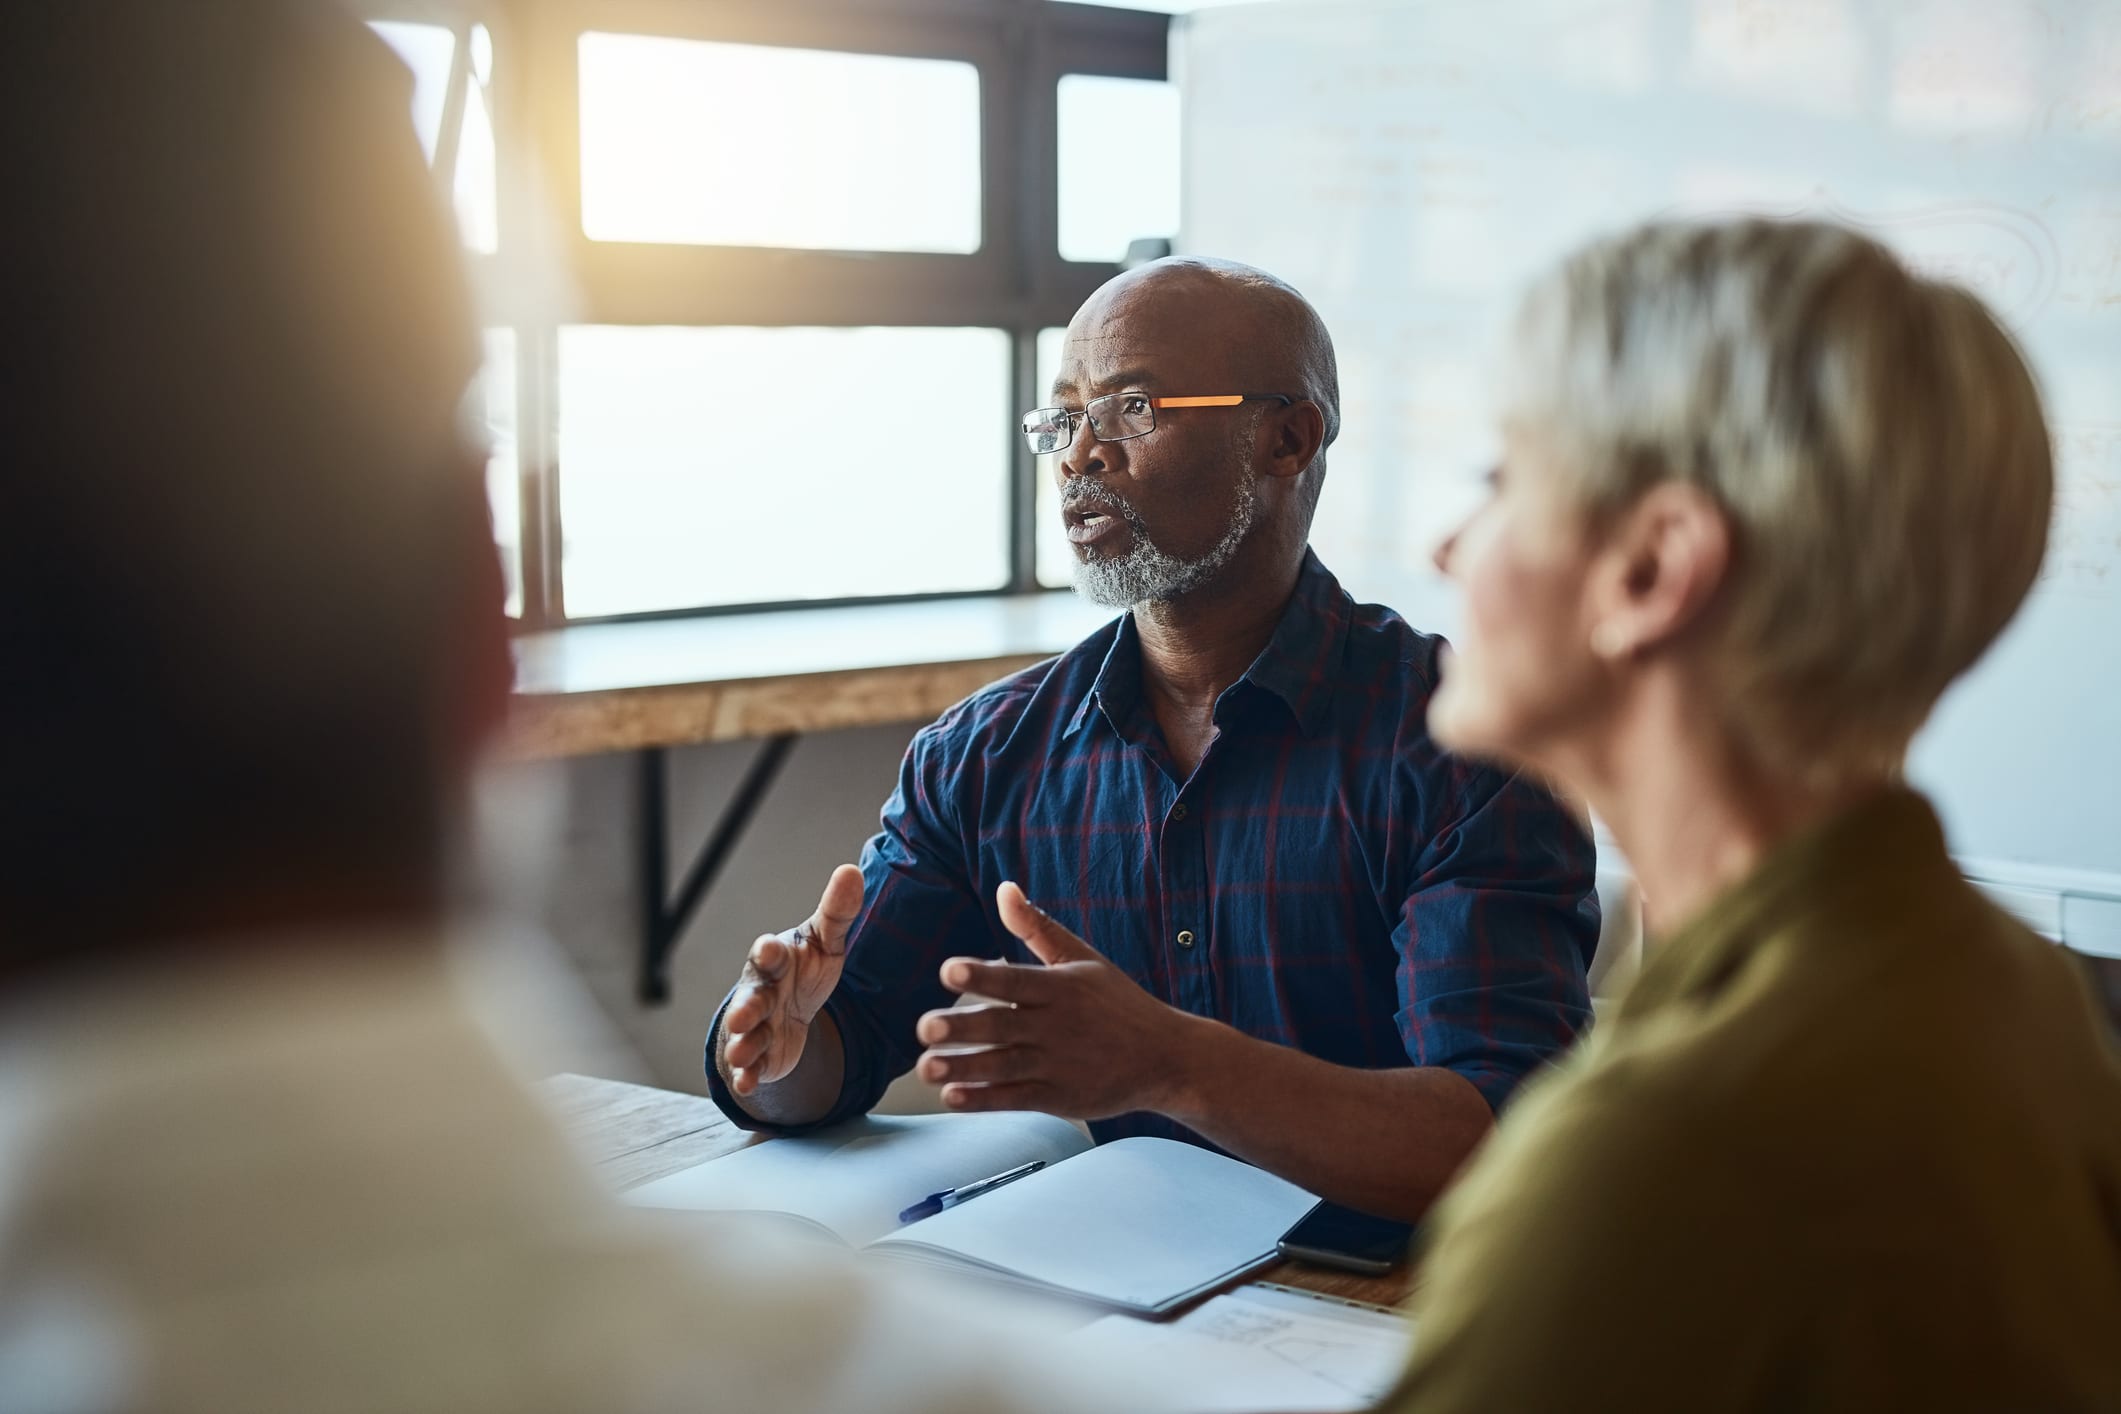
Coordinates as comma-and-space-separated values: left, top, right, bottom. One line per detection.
1381, 219, 2121, 1412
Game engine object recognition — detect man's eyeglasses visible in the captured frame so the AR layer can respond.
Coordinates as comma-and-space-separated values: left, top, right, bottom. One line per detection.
1021, 392, 1296, 456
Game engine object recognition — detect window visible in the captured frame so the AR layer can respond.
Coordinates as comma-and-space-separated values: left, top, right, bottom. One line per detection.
579, 35, 982, 254
455, 24, 498, 253
1057, 75, 1180, 264
557, 326, 1011, 616
364, 2, 1171, 625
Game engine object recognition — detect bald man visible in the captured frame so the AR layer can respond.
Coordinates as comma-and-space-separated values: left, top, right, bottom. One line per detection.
707, 259, 1600, 1218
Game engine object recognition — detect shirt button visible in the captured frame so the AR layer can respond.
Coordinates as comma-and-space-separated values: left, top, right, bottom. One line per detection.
1172, 803, 1189, 821
1176, 929, 1196, 948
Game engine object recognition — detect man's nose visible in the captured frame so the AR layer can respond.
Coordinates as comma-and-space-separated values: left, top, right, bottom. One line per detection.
1057, 413, 1106, 481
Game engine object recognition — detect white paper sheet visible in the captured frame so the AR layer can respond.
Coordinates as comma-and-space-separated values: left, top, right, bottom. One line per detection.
1065, 1284, 1414, 1413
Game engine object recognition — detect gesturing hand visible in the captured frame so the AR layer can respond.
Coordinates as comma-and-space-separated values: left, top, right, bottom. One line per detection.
721, 864, 864, 1096
914, 881, 1196, 1121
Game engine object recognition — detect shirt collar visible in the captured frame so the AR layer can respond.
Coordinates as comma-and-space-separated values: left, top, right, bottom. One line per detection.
1064, 549, 1353, 740
1065, 614, 1142, 739
1241, 549, 1353, 736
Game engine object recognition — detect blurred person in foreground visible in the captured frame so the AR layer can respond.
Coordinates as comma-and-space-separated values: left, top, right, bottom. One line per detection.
1379, 218, 2121, 1411
0, 5, 1128, 1412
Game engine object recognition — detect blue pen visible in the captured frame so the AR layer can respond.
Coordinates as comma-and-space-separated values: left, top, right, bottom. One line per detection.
898, 1159, 1047, 1224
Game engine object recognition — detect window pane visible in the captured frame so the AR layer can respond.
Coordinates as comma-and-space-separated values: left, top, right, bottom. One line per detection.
1058, 75, 1179, 262
558, 327, 1010, 616
578, 34, 982, 254
369, 22, 456, 163
476, 330, 521, 618
454, 30, 498, 253
368, 20, 496, 253
1035, 326, 1075, 589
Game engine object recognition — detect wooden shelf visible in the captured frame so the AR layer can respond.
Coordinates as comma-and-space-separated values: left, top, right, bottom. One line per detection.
505, 592, 1115, 760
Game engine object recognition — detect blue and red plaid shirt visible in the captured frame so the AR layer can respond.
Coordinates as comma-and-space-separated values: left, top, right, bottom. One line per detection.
707, 551, 1600, 1147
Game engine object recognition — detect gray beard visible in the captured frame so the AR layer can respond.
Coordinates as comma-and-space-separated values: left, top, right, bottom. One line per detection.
1066, 478, 1260, 609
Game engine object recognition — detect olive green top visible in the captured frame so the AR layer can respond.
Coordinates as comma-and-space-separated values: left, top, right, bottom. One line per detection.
1383, 788, 2121, 1413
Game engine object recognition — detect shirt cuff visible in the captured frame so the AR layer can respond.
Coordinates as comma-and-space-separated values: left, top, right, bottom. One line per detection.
700, 989, 883, 1134
701, 991, 778, 1134
1453, 1062, 1541, 1118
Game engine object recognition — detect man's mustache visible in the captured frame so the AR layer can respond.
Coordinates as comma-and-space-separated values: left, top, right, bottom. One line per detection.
1060, 481, 1144, 526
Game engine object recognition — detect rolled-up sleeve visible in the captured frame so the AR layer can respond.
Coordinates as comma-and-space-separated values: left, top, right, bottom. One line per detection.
1393, 759, 1599, 1113
704, 714, 996, 1131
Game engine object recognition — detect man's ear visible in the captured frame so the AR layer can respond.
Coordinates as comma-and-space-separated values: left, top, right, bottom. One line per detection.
1262, 399, 1328, 481
1585, 481, 1731, 660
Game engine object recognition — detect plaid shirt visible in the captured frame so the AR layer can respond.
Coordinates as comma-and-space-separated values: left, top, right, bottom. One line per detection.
707, 552, 1600, 1147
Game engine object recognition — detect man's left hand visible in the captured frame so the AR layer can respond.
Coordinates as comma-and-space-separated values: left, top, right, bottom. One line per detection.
914, 881, 1199, 1121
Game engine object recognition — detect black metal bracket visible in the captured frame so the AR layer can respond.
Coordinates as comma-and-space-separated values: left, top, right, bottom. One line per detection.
638, 734, 798, 1005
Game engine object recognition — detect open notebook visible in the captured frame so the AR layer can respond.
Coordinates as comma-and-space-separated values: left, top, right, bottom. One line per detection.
624, 1112, 1317, 1316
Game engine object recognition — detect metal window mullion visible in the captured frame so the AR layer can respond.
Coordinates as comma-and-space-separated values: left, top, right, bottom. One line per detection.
1009, 1, 1064, 596
489, 0, 560, 628
516, 325, 563, 627
1008, 328, 1041, 593
513, 0, 582, 627
996, 2, 1035, 594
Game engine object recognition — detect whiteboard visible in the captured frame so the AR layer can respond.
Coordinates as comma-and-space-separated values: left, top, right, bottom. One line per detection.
1178, 0, 2121, 924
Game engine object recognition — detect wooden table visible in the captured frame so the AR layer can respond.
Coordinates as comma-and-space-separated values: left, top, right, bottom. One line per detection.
542, 1072, 1415, 1310
504, 594, 1114, 1003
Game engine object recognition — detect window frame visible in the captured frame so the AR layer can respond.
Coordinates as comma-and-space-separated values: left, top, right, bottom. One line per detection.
363, 0, 1171, 627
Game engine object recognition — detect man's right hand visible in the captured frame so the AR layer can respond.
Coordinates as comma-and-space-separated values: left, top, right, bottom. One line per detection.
721, 864, 865, 1096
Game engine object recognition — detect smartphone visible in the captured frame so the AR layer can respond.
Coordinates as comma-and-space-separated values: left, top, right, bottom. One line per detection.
1275, 1200, 1417, 1276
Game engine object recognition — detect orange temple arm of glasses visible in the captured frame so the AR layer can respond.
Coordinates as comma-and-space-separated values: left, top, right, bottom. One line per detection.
1151, 395, 1247, 408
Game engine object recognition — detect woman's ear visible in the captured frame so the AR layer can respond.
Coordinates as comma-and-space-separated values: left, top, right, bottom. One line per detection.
1585, 482, 1731, 661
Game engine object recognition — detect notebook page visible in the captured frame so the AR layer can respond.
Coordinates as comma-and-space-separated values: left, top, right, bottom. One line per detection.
868, 1136, 1317, 1313
622, 1111, 1091, 1248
